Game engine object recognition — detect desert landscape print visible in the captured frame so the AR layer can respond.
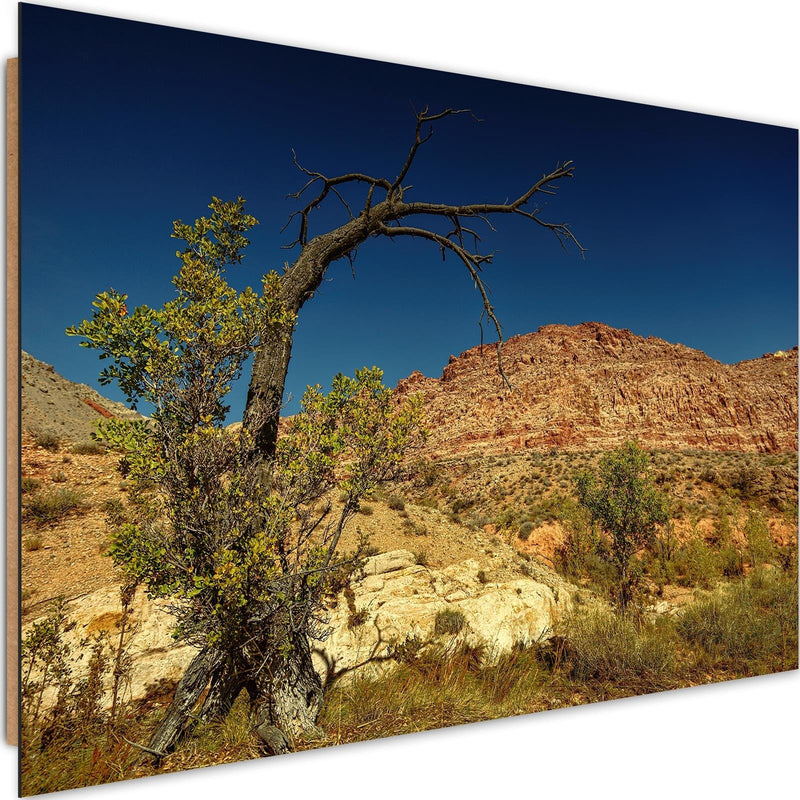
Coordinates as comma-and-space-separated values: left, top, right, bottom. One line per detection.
16, 4, 798, 796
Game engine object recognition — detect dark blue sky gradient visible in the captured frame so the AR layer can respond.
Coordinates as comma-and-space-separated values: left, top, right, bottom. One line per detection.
20, 4, 798, 418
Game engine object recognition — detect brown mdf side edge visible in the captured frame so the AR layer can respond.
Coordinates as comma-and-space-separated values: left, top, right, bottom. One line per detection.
6, 56, 19, 747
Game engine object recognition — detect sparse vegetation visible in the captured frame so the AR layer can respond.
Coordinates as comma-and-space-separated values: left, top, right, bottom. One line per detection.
33, 431, 61, 451
387, 495, 405, 511
70, 441, 106, 455
21, 476, 41, 494
25, 487, 84, 526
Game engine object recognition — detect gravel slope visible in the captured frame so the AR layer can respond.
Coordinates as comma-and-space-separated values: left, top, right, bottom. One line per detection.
21, 350, 144, 443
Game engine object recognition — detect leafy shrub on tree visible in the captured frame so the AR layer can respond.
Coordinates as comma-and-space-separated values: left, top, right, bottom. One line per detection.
68, 199, 424, 755
575, 441, 670, 609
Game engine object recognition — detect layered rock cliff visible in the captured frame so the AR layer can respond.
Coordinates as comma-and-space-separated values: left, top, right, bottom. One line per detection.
395, 322, 797, 456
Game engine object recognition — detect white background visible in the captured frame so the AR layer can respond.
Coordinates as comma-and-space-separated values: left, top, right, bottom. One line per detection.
2, 1, 799, 798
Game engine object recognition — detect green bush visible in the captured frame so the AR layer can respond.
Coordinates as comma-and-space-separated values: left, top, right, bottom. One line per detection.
434, 608, 466, 636
675, 538, 721, 588
744, 510, 773, 567
677, 567, 798, 673
25, 488, 84, 526
562, 607, 675, 683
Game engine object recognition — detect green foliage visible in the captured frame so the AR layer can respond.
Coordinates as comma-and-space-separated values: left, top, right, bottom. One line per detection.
744, 509, 773, 567
67, 197, 423, 656
674, 538, 721, 589
67, 198, 290, 422
575, 442, 670, 608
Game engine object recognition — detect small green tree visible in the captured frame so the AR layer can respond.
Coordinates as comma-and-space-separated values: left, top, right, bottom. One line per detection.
575, 441, 670, 609
67, 198, 423, 755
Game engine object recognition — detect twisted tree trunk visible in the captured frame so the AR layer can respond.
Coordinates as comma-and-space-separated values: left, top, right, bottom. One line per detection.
147, 648, 223, 758
250, 633, 324, 754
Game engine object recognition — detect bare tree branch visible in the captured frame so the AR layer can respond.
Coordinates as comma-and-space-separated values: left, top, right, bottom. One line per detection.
245, 105, 584, 459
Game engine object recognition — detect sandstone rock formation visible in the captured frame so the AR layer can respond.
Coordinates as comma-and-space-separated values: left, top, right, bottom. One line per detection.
395, 322, 798, 456
27, 551, 573, 707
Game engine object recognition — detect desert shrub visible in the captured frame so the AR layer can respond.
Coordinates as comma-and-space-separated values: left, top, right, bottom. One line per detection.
561, 607, 675, 683
403, 519, 428, 536
744, 509, 773, 567
26, 488, 84, 526
70, 442, 106, 455
358, 504, 374, 516
33, 431, 60, 452
518, 521, 535, 541
728, 460, 762, 499
20, 591, 139, 795
23, 534, 42, 552
675, 538, 721, 588
434, 608, 466, 636
51, 470, 68, 483
21, 477, 41, 494
575, 442, 669, 609
554, 496, 597, 577
389, 633, 426, 665
414, 549, 429, 567
677, 567, 798, 673
717, 543, 744, 577
386, 495, 405, 511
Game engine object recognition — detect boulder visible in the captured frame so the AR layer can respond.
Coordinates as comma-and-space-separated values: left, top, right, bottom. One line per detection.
24, 551, 573, 707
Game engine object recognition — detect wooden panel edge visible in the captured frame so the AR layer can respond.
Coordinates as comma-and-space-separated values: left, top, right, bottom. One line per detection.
7, 55, 20, 748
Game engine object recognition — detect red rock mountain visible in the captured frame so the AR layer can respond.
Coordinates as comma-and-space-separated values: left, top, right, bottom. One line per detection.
395, 322, 798, 457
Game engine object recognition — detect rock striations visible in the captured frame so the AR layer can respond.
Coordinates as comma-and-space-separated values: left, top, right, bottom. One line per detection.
395, 322, 798, 456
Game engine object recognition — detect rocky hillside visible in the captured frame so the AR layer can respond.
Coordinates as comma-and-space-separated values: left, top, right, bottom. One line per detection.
395, 322, 798, 457
21, 351, 144, 442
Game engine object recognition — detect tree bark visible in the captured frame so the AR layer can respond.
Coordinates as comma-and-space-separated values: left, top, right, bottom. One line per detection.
249, 631, 324, 752
147, 647, 223, 759
199, 654, 246, 721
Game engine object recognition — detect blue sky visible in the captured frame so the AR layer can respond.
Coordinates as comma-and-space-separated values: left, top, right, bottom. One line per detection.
20, 4, 798, 418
